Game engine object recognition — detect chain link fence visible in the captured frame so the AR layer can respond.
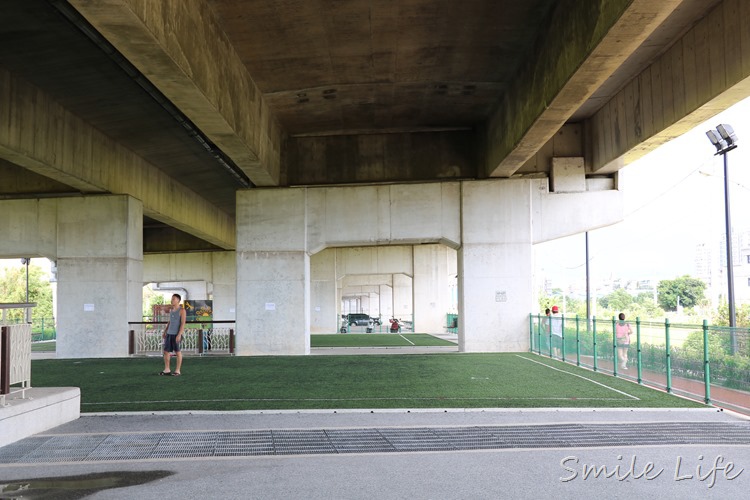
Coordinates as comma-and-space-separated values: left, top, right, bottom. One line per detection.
530, 313, 750, 414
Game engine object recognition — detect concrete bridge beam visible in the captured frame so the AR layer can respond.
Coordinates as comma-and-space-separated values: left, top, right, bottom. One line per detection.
68, 0, 284, 186
486, 0, 683, 177
0, 68, 235, 249
588, 0, 750, 172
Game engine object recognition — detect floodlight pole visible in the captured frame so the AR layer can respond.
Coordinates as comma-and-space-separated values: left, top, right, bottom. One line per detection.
21, 257, 30, 323
721, 151, 738, 353
585, 231, 591, 329
706, 124, 739, 355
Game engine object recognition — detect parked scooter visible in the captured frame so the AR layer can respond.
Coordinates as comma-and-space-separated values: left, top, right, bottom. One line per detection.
389, 318, 401, 333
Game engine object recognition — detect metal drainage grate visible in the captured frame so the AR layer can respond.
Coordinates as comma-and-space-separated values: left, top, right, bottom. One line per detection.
1, 422, 749, 464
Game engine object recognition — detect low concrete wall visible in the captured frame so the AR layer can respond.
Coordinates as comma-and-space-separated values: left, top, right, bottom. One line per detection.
0, 387, 80, 448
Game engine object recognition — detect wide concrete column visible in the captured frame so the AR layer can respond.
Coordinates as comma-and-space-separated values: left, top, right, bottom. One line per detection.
413, 245, 450, 333
211, 252, 237, 321
311, 249, 337, 333
56, 196, 143, 358
458, 180, 532, 352
392, 274, 413, 323
379, 284, 393, 320
236, 189, 310, 355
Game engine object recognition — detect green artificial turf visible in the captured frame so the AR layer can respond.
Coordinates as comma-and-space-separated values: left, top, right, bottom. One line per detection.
311, 333, 457, 347
30, 352, 705, 413
31, 341, 56, 352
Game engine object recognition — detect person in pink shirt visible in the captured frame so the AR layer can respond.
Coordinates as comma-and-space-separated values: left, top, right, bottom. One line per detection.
615, 312, 633, 370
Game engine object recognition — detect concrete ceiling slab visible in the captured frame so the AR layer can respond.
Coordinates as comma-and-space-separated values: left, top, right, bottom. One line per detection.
209, 0, 558, 134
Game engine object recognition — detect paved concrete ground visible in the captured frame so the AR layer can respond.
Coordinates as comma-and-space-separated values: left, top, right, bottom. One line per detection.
1, 408, 749, 499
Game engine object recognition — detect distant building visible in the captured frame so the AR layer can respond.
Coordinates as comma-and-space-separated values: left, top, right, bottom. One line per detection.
695, 228, 750, 306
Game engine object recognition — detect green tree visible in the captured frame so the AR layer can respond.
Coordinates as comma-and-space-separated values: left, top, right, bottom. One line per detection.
0, 264, 54, 321
684, 330, 726, 355
538, 294, 586, 317
598, 288, 633, 312
656, 275, 706, 311
142, 288, 166, 318
634, 292, 655, 306
713, 302, 750, 328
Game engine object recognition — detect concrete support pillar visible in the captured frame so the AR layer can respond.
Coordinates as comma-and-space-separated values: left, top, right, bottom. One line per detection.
458, 181, 532, 352
392, 274, 413, 323
413, 245, 450, 333
211, 252, 237, 320
56, 196, 143, 358
311, 249, 337, 333
236, 189, 310, 355
368, 291, 380, 318
380, 284, 393, 320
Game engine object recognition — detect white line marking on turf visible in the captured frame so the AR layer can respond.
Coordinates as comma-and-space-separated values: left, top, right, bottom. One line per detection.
399, 334, 415, 345
515, 354, 640, 401
81, 396, 628, 406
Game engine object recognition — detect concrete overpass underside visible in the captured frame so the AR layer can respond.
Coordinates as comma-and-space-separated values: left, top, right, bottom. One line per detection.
1, 0, 748, 356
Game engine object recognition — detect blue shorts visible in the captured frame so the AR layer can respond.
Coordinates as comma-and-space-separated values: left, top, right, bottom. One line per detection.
164, 335, 181, 353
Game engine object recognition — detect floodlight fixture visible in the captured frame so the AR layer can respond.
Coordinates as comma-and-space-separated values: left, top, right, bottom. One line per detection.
706, 124, 739, 154
717, 123, 738, 147
705, 130, 725, 153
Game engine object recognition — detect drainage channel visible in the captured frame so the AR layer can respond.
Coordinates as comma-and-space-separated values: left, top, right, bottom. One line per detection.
2, 422, 749, 464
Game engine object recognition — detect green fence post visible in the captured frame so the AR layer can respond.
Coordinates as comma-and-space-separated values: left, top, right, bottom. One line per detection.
665, 318, 672, 393
537, 314, 542, 355
593, 316, 598, 372
561, 315, 566, 362
636, 317, 642, 384
703, 320, 711, 405
612, 316, 618, 377
576, 314, 581, 366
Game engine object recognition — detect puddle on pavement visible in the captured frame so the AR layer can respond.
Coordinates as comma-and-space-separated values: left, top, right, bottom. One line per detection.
0, 470, 174, 499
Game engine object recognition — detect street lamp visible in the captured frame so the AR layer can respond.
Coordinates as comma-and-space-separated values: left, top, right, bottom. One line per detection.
705, 123, 739, 354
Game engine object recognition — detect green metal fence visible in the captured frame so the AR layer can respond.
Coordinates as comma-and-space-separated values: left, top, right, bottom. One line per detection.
446, 314, 458, 334
529, 313, 750, 413
1, 317, 56, 342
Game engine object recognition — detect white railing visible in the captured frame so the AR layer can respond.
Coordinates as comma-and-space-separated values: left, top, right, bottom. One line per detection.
1, 303, 35, 406
128, 321, 235, 355
1, 323, 33, 405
